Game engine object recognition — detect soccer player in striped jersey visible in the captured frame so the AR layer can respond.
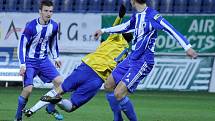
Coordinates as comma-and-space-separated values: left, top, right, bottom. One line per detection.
27, 4, 133, 121
94, 0, 198, 121
14, 0, 63, 121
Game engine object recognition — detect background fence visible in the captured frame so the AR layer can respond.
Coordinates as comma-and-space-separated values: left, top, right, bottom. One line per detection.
0, 12, 214, 92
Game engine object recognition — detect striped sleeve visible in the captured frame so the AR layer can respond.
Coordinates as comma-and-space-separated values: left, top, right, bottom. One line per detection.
49, 24, 59, 59
102, 14, 136, 34
149, 9, 191, 51
17, 23, 31, 66
159, 19, 191, 51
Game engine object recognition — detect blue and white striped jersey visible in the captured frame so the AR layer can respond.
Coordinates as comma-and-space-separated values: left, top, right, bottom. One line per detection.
102, 7, 191, 60
18, 18, 59, 65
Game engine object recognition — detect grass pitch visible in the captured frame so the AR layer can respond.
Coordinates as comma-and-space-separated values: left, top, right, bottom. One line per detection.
0, 87, 215, 121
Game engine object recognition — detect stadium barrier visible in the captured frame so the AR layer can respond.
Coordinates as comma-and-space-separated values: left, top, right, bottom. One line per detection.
209, 59, 215, 92
0, 13, 215, 92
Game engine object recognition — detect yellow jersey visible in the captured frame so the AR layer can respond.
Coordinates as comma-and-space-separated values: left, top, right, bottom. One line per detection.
82, 34, 129, 82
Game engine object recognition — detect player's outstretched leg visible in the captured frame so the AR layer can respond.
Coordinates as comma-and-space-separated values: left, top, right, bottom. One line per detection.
27, 89, 60, 114
23, 105, 63, 120
106, 92, 124, 121
57, 99, 75, 112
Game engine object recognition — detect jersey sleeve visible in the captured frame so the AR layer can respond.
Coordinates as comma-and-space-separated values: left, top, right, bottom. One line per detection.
149, 9, 191, 51
102, 14, 136, 34
49, 24, 59, 59
17, 22, 32, 66
104, 15, 132, 42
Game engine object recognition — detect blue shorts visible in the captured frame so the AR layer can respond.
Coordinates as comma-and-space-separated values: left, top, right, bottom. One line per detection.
24, 57, 60, 87
61, 62, 103, 107
112, 56, 154, 93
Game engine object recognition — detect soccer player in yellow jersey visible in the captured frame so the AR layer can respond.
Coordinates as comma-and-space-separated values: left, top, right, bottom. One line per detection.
24, 4, 133, 121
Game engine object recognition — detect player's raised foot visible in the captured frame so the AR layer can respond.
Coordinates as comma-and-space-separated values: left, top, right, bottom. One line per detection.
46, 107, 64, 120
40, 95, 62, 104
23, 109, 34, 117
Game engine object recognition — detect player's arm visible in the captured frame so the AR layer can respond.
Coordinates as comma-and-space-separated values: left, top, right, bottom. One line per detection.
112, 17, 122, 27
101, 18, 133, 34
94, 12, 135, 40
112, 4, 126, 27
49, 25, 61, 68
150, 11, 197, 59
17, 23, 31, 76
106, 4, 127, 41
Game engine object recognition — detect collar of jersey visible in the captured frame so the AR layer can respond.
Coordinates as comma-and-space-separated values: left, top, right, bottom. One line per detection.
37, 18, 50, 26
136, 7, 148, 14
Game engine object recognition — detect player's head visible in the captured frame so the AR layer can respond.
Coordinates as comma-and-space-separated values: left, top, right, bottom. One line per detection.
122, 33, 133, 43
135, 0, 146, 4
39, 0, 54, 23
130, 0, 146, 9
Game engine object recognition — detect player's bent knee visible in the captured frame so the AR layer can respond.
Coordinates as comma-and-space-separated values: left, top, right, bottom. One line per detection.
23, 86, 33, 93
53, 76, 63, 87
21, 85, 33, 98
104, 83, 114, 92
105, 74, 116, 91
62, 105, 77, 113
114, 91, 123, 101
58, 99, 77, 112
68, 105, 78, 112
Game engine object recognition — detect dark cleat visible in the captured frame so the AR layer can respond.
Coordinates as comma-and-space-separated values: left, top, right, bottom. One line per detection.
40, 95, 62, 104
23, 109, 34, 117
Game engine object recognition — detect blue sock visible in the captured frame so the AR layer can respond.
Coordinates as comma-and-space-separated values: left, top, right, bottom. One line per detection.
119, 96, 137, 121
47, 103, 56, 112
15, 96, 27, 119
106, 92, 123, 121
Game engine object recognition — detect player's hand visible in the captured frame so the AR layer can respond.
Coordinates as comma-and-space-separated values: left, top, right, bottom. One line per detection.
19, 65, 26, 77
94, 29, 103, 40
55, 60, 62, 68
186, 48, 198, 59
119, 4, 126, 18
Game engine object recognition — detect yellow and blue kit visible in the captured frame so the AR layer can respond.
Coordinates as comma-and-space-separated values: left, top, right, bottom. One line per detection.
61, 17, 129, 107
82, 32, 129, 81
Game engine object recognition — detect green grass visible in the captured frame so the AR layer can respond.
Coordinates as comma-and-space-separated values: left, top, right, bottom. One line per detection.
0, 87, 215, 121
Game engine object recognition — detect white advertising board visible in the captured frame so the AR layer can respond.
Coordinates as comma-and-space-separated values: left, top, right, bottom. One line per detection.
0, 13, 101, 53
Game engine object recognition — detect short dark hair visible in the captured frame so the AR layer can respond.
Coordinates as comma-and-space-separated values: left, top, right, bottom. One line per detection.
39, 0, 54, 10
135, 0, 146, 4
122, 33, 133, 43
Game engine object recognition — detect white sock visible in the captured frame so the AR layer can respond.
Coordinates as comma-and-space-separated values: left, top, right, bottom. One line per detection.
30, 89, 58, 112
58, 99, 73, 112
